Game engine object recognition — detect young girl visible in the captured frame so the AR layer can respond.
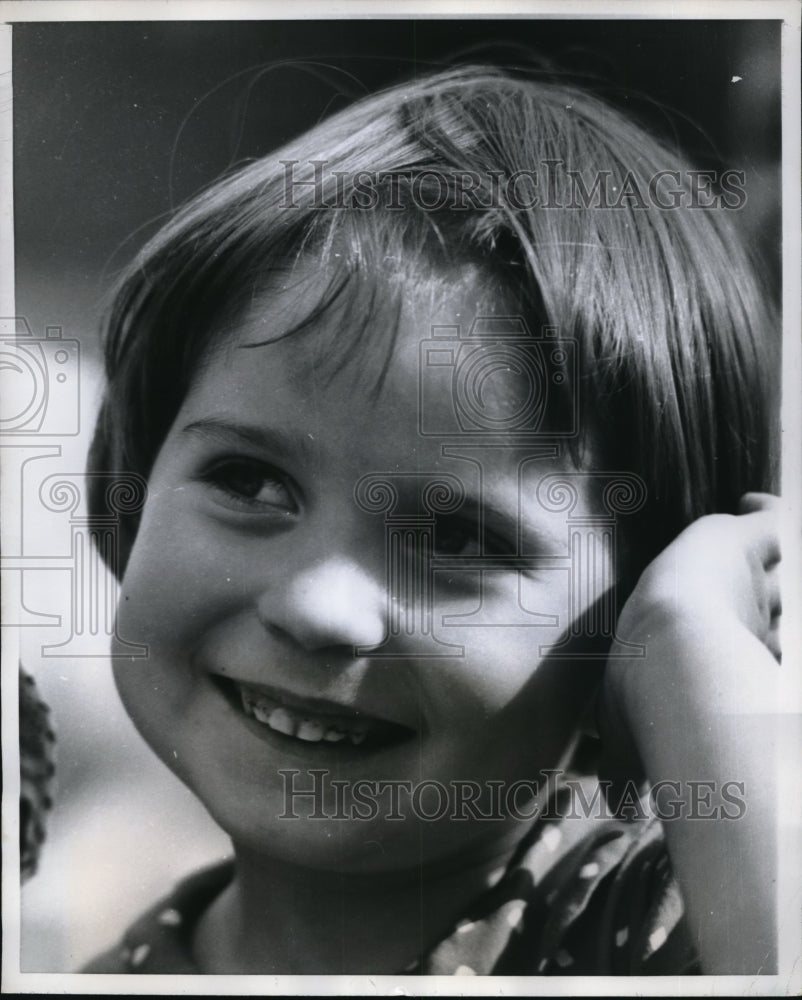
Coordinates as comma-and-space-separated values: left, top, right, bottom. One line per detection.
81, 65, 780, 976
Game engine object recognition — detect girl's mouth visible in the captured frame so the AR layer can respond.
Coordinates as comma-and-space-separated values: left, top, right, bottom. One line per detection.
213, 676, 416, 751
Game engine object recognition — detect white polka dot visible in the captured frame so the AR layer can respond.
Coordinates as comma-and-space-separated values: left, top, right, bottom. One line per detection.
555, 949, 574, 968
545, 888, 559, 904
157, 907, 182, 927
648, 926, 668, 953
505, 903, 526, 929
457, 919, 476, 934
130, 943, 151, 968
455, 964, 476, 975
579, 861, 600, 879
615, 927, 629, 947
542, 826, 562, 852
486, 866, 506, 887
537, 957, 549, 972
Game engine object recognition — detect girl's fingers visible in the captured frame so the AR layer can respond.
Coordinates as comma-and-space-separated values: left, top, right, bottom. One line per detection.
741, 507, 781, 568
765, 616, 782, 663
757, 564, 782, 656
738, 492, 779, 515
766, 563, 782, 618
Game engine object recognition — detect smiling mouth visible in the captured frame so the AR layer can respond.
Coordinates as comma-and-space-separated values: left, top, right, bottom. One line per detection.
213, 676, 416, 750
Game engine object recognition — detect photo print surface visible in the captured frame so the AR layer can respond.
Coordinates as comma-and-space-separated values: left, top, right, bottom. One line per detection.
3, 5, 800, 993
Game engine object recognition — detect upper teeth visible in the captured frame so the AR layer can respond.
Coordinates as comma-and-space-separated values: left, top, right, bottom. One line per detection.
239, 685, 368, 746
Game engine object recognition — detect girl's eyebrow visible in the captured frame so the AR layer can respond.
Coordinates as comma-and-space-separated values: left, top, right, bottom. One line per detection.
181, 417, 315, 462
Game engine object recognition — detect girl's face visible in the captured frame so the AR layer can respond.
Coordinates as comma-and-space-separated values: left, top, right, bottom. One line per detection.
113, 266, 611, 874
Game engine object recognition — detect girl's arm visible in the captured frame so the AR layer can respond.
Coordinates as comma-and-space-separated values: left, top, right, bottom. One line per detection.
599, 494, 781, 975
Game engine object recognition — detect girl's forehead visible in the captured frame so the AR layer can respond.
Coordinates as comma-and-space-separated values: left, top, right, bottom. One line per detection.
182, 296, 597, 515
190, 263, 579, 482
211, 257, 522, 391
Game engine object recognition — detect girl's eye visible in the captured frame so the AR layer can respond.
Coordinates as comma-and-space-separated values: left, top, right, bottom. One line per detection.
434, 516, 515, 558
201, 458, 296, 513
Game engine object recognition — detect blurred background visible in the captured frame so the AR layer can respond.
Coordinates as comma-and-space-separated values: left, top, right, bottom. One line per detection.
12, 17, 781, 971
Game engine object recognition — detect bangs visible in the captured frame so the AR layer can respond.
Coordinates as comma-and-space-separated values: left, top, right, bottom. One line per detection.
227, 193, 550, 405
234, 262, 407, 399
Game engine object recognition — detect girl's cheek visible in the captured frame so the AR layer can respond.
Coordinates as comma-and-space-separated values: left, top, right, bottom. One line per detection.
425, 628, 545, 717
114, 536, 198, 653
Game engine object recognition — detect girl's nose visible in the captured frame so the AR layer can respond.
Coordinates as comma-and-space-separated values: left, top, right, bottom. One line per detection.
256, 557, 387, 652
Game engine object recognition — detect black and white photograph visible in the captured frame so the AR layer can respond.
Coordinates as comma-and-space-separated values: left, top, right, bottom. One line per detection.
2, 1, 800, 993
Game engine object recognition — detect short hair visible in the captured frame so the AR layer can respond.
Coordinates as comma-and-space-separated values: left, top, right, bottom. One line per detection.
88, 65, 778, 580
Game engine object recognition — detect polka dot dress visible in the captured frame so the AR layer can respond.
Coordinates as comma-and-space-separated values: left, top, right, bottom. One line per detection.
81, 778, 699, 976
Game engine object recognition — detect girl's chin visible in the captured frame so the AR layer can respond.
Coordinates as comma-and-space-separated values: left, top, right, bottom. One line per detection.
224, 814, 513, 882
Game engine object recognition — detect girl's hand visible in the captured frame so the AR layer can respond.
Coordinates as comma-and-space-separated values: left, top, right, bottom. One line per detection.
599, 492, 782, 771
597, 493, 782, 974
599, 491, 782, 771
616, 491, 781, 663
